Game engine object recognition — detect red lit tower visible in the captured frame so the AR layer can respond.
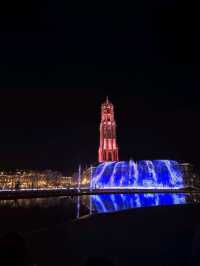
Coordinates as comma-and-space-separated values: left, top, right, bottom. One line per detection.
98, 97, 119, 162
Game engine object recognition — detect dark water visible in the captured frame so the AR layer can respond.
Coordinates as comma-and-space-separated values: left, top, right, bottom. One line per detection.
0, 196, 79, 234
0, 193, 199, 266
0, 196, 74, 209
0, 193, 197, 217
77, 193, 198, 217
0, 193, 199, 234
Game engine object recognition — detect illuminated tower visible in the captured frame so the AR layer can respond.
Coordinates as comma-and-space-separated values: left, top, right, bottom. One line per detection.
98, 97, 119, 162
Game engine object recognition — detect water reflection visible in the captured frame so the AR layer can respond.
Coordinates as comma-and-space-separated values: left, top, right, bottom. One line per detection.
0, 193, 196, 219
0, 196, 73, 208
87, 193, 189, 214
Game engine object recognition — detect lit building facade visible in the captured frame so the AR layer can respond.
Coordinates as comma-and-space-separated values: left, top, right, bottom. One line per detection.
0, 170, 72, 190
98, 97, 119, 162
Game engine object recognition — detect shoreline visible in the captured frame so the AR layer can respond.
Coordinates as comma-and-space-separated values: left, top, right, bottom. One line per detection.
0, 187, 199, 200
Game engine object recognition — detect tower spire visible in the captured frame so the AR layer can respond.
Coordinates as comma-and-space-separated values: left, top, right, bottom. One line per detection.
98, 98, 119, 162
106, 96, 109, 104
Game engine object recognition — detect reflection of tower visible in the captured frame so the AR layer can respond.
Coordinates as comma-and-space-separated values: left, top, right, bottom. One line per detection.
98, 97, 119, 162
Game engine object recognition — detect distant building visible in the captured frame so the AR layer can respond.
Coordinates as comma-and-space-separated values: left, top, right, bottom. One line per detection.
179, 162, 195, 187
0, 170, 72, 190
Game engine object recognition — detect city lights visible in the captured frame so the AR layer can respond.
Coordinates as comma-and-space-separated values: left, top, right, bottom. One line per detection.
0, 170, 72, 190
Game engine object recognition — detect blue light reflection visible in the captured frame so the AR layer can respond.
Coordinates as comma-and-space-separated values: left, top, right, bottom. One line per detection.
91, 193, 187, 213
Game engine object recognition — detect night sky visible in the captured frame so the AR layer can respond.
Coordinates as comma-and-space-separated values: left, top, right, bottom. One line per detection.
0, 1, 200, 173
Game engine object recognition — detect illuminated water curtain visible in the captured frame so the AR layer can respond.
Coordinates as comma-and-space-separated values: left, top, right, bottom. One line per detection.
91, 160, 184, 189
91, 193, 186, 213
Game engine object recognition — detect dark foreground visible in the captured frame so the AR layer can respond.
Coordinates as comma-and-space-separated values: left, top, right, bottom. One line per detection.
1, 203, 200, 266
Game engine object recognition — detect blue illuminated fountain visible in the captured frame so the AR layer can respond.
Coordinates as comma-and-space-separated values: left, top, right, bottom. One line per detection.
91, 160, 184, 189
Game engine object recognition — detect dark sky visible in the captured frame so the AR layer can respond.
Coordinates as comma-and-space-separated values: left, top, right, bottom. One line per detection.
0, 1, 200, 173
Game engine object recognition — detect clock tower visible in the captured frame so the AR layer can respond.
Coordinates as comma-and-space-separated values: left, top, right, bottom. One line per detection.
98, 97, 119, 162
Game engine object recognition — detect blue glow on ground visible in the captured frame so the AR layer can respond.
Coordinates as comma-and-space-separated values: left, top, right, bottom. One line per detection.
91, 193, 187, 213
91, 160, 184, 189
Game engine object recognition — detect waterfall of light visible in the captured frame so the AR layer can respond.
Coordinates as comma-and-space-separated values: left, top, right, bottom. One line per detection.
110, 161, 121, 186
145, 160, 157, 185
131, 160, 139, 187
91, 160, 184, 189
116, 161, 126, 187
91, 161, 114, 188
162, 160, 182, 186
128, 160, 132, 186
